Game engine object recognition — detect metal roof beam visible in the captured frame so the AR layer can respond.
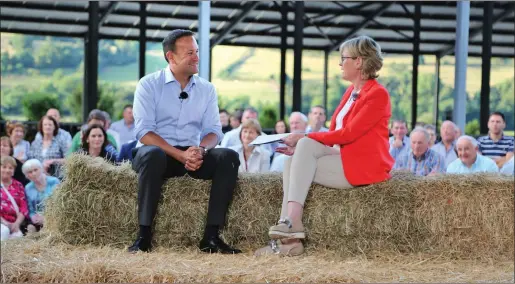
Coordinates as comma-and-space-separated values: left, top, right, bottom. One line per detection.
329, 2, 394, 51
210, 1, 259, 47
438, 3, 515, 57
99, 1, 118, 27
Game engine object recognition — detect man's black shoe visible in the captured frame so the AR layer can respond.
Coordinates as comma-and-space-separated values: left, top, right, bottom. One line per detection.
199, 236, 242, 254
128, 237, 152, 253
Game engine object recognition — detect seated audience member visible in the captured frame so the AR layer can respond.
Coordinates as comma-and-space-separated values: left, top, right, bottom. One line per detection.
229, 110, 242, 129
270, 112, 308, 172
117, 140, 138, 163
219, 109, 232, 134
423, 124, 437, 147
103, 111, 121, 151
1, 137, 29, 186
221, 107, 259, 147
1, 156, 29, 241
500, 156, 514, 175
306, 105, 328, 133
22, 159, 60, 232
431, 120, 458, 169
80, 124, 118, 163
28, 116, 67, 178
6, 121, 30, 162
229, 119, 271, 173
389, 119, 410, 160
109, 104, 136, 146
69, 109, 118, 154
394, 127, 445, 176
447, 135, 498, 174
35, 108, 73, 150
273, 120, 289, 134
477, 112, 514, 168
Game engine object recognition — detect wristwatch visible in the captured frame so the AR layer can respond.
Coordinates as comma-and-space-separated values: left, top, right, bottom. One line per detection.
199, 146, 208, 156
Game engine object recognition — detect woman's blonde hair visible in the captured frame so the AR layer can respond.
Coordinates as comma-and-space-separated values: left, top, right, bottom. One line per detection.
239, 119, 262, 142
340, 35, 383, 80
1, 155, 17, 168
6, 121, 26, 137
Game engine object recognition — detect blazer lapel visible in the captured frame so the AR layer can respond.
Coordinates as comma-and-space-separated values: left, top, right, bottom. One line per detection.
341, 80, 377, 126
329, 86, 355, 131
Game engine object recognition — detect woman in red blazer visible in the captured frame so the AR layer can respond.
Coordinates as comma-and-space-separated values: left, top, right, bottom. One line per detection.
256, 35, 394, 256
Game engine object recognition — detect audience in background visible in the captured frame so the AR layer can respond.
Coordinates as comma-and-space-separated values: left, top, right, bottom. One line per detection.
270, 112, 308, 172
117, 140, 138, 163
1, 156, 29, 241
447, 135, 498, 174
273, 120, 289, 134
102, 111, 121, 151
389, 119, 410, 161
6, 121, 30, 163
28, 116, 67, 178
431, 120, 458, 169
80, 124, 118, 163
219, 109, 232, 134
229, 110, 242, 130
1, 137, 29, 186
394, 127, 445, 176
22, 159, 60, 232
221, 107, 259, 148
69, 109, 118, 154
423, 124, 437, 147
306, 105, 328, 133
35, 108, 73, 150
229, 119, 271, 173
478, 112, 514, 168
500, 156, 514, 175
109, 104, 135, 146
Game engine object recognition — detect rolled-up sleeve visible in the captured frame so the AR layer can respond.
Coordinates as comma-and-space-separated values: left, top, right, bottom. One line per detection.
133, 77, 157, 141
200, 85, 223, 144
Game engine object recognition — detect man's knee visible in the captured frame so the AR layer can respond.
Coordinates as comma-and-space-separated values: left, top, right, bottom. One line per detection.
133, 146, 167, 171
210, 148, 240, 167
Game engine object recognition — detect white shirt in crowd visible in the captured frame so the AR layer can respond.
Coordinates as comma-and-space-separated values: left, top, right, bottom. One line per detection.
229, 145, 271, 173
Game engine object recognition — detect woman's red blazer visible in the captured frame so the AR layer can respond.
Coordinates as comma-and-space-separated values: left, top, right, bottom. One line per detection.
307, 79, 394, 186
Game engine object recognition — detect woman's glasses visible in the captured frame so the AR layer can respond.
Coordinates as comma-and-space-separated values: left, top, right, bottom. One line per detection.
339, 56, 357, 64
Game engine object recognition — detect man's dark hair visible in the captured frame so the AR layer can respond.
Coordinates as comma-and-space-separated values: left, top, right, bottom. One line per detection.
490, 111, 505, 122
87, 109, 107, 124
123, 104, 133, 111
162, 29, 195, 63
219, 109, 229, 115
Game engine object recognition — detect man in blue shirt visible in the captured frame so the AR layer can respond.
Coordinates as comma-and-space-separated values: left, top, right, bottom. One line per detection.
129, 30, 241, 254
394, 127, 445, 176
109, 104, 136, 146
389, 119, 410, 161
477, 112, 514, 169
447, 135, 498, 174
431, 120, 458, 169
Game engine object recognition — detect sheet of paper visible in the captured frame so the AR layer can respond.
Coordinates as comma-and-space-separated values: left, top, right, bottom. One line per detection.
249, 133, 290, 146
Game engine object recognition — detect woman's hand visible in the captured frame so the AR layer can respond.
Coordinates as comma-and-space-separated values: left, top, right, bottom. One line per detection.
281, 133, 306, 147
276, 146, 296, 156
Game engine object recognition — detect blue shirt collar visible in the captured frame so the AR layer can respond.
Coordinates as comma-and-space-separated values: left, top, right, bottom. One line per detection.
412, 149, 430, 161
164, 66, 197, 87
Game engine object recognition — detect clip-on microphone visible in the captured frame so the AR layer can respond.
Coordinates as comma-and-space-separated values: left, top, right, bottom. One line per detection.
179, 91, 189, 102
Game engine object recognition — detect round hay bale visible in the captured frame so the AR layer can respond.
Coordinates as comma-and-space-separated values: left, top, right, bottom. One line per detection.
45, 154, 514, 259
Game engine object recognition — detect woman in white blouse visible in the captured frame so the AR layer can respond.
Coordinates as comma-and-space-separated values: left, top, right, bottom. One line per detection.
229, 119, 271, 173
